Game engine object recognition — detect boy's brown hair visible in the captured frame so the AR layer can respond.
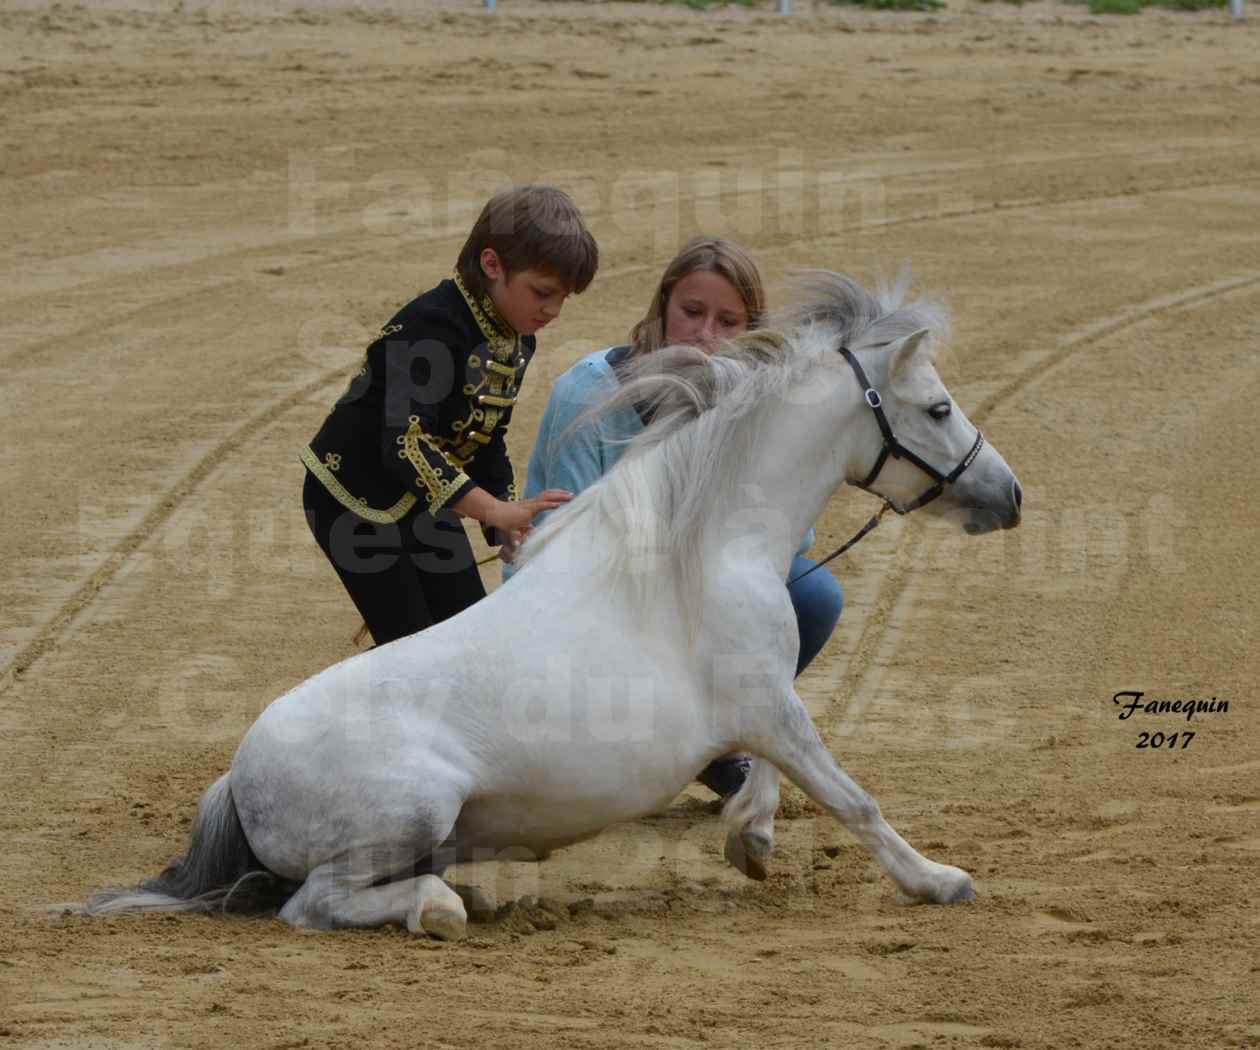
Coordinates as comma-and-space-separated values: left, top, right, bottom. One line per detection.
456, 185, 599, 297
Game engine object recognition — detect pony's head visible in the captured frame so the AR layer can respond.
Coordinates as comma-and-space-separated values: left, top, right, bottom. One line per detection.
853, 328, 1022, 534
519, 269, 1022, 616
780, 271, 1022, 535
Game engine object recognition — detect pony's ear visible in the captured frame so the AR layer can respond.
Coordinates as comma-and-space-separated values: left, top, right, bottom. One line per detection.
887, 329, 935, 397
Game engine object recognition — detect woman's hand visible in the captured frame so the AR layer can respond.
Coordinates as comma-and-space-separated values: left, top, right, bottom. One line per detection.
498, 530, 527, 564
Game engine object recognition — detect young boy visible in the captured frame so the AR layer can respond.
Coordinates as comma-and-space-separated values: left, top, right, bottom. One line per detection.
301, 184, 598, 645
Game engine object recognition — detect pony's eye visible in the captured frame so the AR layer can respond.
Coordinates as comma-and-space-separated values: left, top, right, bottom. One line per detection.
928, 402, 951, 420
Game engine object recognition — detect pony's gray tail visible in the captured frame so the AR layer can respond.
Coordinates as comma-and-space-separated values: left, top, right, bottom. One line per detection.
76, 774, 292, 917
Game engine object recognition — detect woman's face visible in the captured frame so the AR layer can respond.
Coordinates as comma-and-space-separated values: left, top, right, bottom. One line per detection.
662, 269, 749, 350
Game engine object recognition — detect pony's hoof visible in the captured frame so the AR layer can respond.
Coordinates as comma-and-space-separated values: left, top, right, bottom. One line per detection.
406, 874, 469, 939
724, 830, 772, 881
936, 865, 975, 904
894, 867, 975, 906
943, 877, 976, 904
407, 901, 467, 941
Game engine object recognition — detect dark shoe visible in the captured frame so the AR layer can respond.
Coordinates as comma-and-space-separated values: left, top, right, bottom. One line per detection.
696, 753, 751, 800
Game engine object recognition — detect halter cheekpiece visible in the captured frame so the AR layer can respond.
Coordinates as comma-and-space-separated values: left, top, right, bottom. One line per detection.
787, 345, 986, 585
840, 346, 985, 515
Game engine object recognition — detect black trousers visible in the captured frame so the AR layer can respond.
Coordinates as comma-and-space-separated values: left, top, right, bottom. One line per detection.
303, 472, 486, 646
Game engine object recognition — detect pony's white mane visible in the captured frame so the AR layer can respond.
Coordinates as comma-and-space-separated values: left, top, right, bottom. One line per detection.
515, 270, 949, 625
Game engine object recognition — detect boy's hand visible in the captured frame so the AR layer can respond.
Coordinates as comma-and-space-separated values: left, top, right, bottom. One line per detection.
488, 490, 572, 536
454, 486, 572, 543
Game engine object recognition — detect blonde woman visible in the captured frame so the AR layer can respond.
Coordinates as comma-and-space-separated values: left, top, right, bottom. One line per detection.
513, 237, 844, 797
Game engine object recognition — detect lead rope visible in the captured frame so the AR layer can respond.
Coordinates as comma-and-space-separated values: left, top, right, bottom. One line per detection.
787, 500, 894, 586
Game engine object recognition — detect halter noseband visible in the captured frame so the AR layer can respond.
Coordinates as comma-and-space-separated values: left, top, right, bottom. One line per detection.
787, 345, 985, 585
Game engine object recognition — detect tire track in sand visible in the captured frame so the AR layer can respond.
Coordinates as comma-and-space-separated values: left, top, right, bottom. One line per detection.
4, 176, 1260, 698
821, 271, 1260, 741
0, 364, 348, 697
6, 147, 1259, 369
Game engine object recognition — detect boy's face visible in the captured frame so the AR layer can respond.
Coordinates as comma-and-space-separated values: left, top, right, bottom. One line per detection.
480, 248, 570, 336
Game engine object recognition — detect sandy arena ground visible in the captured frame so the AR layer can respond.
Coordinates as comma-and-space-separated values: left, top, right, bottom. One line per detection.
2, 0, 1258, 1046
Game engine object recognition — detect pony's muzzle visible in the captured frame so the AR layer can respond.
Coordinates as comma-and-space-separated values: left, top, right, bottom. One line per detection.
960, 477, 1022, 534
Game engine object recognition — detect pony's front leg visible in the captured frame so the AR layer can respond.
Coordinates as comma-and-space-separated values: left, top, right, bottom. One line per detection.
721, 757, 779, 881
280, 863, 468, 939
748, 694, 974, 905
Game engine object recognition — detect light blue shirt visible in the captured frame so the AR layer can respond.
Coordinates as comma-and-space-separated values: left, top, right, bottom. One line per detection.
523, 347, 642, 512
506, 346, 814, 578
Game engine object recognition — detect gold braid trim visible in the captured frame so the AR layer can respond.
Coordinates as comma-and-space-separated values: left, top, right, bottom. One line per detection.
301, 445, 417, 524
450, 272, 523, 501
402, 419, 471, 513
453, 271, 517, 348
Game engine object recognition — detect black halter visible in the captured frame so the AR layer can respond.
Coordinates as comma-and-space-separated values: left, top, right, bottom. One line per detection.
840, 346, 985, 515
788, 346, 985, 585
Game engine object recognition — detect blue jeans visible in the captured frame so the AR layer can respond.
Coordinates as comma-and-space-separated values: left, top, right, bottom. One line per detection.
787, 555, 845, 677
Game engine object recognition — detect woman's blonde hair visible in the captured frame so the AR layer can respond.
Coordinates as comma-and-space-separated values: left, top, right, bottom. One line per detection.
627, 237, 766, 359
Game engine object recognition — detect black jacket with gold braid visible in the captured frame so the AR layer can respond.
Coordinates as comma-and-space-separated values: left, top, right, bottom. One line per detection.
301, 275, 535, 525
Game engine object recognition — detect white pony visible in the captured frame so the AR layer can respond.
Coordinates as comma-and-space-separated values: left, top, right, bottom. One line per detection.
82, 272, 1022, 939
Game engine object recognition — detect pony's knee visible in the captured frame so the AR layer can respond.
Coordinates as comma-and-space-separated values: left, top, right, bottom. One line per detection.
848, 792, 881, 830
722, 759, 778, 835
278, 879, 333, 928
714, 762, 780, 874
274, 859, 369, 929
